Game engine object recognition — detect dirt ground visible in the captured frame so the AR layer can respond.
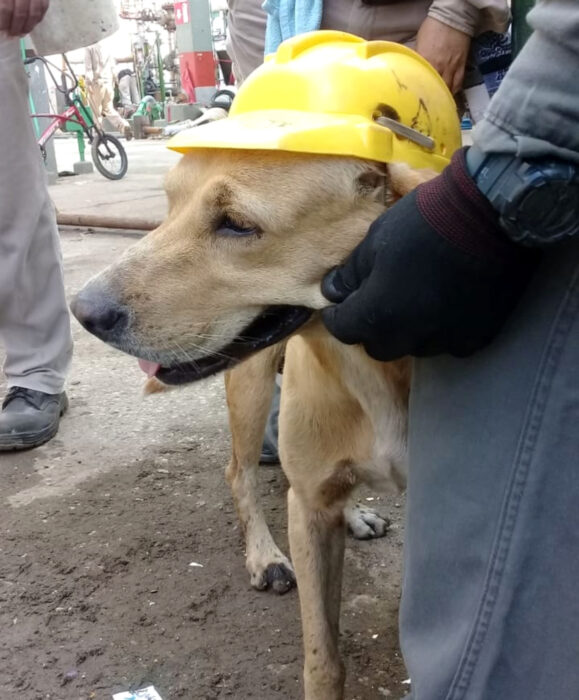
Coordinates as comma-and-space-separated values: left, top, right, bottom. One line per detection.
0, 231, 409, 700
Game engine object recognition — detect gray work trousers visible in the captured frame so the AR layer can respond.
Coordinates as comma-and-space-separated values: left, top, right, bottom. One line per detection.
401, 2, 579, 698
0, 36, 72, 394
226, 0, 431, 83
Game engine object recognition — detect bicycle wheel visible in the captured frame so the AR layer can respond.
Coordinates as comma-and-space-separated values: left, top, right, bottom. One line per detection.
91, 133, 128, 180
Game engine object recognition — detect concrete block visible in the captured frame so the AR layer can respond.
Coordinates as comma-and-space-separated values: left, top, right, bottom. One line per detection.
133, 115, 149, 139
73, 161, 94, 175
166, 103, 203, 122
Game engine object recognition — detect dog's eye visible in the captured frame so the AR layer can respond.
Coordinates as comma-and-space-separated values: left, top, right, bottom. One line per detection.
216, 215, 260, 237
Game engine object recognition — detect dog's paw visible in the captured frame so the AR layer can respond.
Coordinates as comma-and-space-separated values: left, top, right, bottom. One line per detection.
345, 502, 390, 540
249, 560, 296, 595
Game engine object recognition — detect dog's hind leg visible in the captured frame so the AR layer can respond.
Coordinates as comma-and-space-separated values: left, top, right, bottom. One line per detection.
344, 498, 390, 540
225, 342, 295, 594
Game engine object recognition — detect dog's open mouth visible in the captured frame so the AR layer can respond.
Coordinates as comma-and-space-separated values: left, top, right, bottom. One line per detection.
138, 305, 312, 385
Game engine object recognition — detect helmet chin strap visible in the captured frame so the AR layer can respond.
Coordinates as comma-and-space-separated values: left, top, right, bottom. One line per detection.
375, 116, 435, 151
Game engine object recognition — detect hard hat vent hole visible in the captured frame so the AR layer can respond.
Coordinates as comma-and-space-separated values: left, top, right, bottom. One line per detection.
372, 104, 400, 123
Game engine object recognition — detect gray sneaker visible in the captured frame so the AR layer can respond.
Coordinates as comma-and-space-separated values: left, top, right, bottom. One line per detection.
0, 387, 68, 451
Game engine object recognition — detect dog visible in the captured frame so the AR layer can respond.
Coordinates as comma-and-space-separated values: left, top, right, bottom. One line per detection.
72, 148, 434, 699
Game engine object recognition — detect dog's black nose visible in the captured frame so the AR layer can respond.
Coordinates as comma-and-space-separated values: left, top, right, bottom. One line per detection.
71, 289, 128, 342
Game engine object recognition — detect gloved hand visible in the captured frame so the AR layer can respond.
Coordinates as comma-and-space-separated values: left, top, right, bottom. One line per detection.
321, 148, 539, 362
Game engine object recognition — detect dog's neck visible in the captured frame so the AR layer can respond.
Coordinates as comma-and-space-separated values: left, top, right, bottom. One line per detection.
295, 314, 410, 402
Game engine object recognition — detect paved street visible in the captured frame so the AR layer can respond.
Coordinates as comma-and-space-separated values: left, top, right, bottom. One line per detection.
51, 135, 180, 220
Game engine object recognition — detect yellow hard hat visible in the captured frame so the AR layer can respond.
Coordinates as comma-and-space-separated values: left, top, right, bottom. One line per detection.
168, 31, 461, 172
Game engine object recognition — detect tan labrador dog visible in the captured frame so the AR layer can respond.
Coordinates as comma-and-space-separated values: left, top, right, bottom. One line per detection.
72, 148, 433, 699
221, 337, 390, 596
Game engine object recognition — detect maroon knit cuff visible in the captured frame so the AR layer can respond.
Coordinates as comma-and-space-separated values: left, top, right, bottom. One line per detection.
416, 148, 515, 262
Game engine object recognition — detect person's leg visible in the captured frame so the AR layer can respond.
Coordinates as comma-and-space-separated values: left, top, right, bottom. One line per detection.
100, 83, 132, 137
118, 74, 132, 108
225, 0, 268, 83
129, 75, 140, 105
401, 240, 579, 700
0, 36, 72, 448
216, 49, 233, 85
86, 79, 104, 128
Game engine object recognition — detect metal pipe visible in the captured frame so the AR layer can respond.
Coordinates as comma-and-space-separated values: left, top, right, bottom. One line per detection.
57, 212, 161, 231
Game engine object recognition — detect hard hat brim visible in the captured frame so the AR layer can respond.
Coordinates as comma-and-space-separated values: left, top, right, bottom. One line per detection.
167, 109, 451, 172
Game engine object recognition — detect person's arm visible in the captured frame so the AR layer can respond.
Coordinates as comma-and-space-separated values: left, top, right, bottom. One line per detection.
109, 54, 118, 85
84, 47, 95, 83
0, 0, 48, 36
415, 17, 471, 95
417, 0, 509, 94
321, 149, 541, 361
321, 0, 578, 362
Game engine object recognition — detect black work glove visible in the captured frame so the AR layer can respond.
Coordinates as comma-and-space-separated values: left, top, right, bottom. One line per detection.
321, 149, 539, 362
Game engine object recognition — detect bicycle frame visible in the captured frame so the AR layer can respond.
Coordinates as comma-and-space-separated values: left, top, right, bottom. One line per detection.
26, 53, 129, 180
34, 100, 95, 149
27, 55, 103, 150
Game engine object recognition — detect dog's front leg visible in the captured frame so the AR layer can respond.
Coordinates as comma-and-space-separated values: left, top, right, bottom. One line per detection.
288, 486, 346, 700
225, 344, 295, 594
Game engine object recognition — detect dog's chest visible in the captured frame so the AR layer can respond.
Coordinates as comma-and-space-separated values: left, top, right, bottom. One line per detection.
342, 356, 409, 489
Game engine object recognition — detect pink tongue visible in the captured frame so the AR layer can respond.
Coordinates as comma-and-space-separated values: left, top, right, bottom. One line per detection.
138, 359, 161, 378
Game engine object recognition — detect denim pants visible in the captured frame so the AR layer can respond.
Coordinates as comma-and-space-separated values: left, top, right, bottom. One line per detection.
402, 239, 579, 699
400, 3, 579, 696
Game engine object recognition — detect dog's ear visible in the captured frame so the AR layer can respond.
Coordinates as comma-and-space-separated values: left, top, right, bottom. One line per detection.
356, 161, 438, 208
355, 163, 394, 206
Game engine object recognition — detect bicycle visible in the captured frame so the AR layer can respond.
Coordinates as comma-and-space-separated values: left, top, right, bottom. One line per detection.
26, 54, 128, 180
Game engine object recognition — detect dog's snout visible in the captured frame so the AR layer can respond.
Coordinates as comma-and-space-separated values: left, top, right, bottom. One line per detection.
71, 288, 129, 342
